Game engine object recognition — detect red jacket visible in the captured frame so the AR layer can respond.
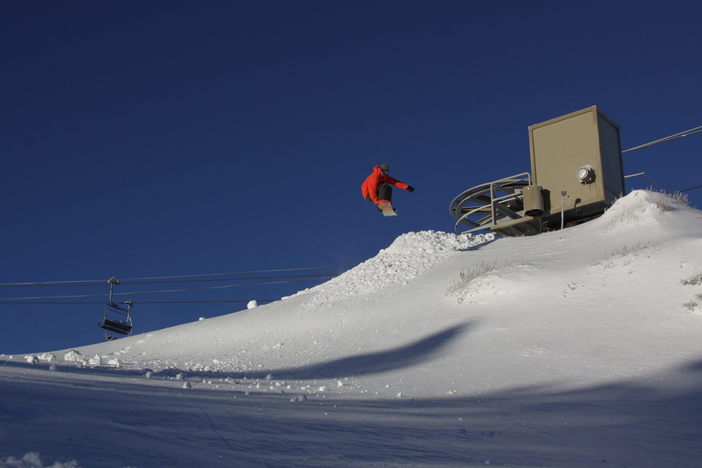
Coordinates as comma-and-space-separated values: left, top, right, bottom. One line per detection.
361, 166, 410, 203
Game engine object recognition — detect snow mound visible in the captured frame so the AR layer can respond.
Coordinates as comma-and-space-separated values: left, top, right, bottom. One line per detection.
595, 189, 689, 232
301, 230, 494, 307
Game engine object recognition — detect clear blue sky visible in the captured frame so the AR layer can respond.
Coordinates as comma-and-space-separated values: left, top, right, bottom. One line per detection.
2, 1, 701, 354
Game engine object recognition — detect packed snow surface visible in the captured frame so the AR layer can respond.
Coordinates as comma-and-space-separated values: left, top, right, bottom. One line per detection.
2, 190, 702, 467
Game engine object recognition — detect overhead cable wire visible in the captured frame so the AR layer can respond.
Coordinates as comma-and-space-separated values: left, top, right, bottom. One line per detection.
0, 278, 323, 302
643, 173, 663, 191
119, 265, 355, 282
677, 184, 702, 193
0, 273, 338, 288
0, 279, 106, 287
0, 264, 355, 288
0, 299, 277, 305
119, 273, 336, 286
134, 299, 276, 304
623, 125, 702, 153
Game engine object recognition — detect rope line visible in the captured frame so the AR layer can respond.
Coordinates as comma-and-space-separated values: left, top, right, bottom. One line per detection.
623, 125, 702, 153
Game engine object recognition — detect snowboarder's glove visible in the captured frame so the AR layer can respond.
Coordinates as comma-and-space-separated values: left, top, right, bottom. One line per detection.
407, 186, 415, 192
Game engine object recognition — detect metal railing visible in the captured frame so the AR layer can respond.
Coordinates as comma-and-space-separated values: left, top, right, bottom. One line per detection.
449, 172, 532, 234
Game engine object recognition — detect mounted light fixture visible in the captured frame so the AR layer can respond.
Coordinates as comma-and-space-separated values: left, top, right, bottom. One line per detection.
576, 165, 596, 184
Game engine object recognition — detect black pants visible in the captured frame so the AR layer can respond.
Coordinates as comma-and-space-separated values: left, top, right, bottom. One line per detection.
377, 183, 392, 202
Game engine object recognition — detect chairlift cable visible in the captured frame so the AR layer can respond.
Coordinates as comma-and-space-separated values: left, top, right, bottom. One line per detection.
119, 265, 354, 282
0, 299, 277, 305
0, 292, 112, 301
0, 273, 339, 288
119, 273, 336, 286
0, 264, 354, 288
0, 278, 322, 301
622, 125, 702, 153
643, 173, 663, 191
0, 279, 106, 287
114, 279, 317, 297
677, 184, 702, 193
135, 299, 276, 304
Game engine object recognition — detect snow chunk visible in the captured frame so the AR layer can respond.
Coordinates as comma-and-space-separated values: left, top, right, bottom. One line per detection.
87, 355, 102, 367
104, 357, 120, 367
37, 353, 56, 363
87, 355, 121, 368
63, 350, 85, 363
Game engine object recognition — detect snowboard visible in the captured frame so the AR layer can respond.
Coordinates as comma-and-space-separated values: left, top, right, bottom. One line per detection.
378, 200, 397, 216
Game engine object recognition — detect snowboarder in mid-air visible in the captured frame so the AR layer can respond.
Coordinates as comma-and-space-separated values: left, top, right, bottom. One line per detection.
361, 163, 415, 216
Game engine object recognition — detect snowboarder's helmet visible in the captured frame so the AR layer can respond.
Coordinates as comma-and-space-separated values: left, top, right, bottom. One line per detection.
380, 163, 389, 174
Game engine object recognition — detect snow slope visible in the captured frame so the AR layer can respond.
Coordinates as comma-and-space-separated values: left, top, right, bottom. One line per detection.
2, 190, 702, 467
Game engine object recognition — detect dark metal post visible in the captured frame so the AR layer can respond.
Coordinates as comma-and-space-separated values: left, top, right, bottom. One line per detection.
107, 277, 120, 305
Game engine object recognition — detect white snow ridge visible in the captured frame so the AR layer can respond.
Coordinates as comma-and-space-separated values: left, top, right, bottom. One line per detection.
1, 190, 702, 467
300, 230, 495, 307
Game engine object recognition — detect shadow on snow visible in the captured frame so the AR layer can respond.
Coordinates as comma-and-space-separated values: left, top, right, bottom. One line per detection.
1, 358, 702, 467
0, 322, 471, 382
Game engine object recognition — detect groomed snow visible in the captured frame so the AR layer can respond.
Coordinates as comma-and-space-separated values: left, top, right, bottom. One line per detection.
2, 190, 702, 467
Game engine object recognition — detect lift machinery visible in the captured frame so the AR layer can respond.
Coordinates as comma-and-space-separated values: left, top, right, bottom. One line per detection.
450, 106, 625, 236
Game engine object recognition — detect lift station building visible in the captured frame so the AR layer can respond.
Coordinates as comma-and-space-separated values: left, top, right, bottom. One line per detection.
450, 106, 626, 236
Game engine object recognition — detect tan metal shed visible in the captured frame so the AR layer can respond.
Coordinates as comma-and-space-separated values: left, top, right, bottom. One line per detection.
528, 105, 625, 217
449, 106, 626, 236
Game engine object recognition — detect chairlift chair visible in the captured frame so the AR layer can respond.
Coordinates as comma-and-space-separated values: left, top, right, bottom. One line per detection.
98, 301, 134, 340
97, 278, 134, 340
